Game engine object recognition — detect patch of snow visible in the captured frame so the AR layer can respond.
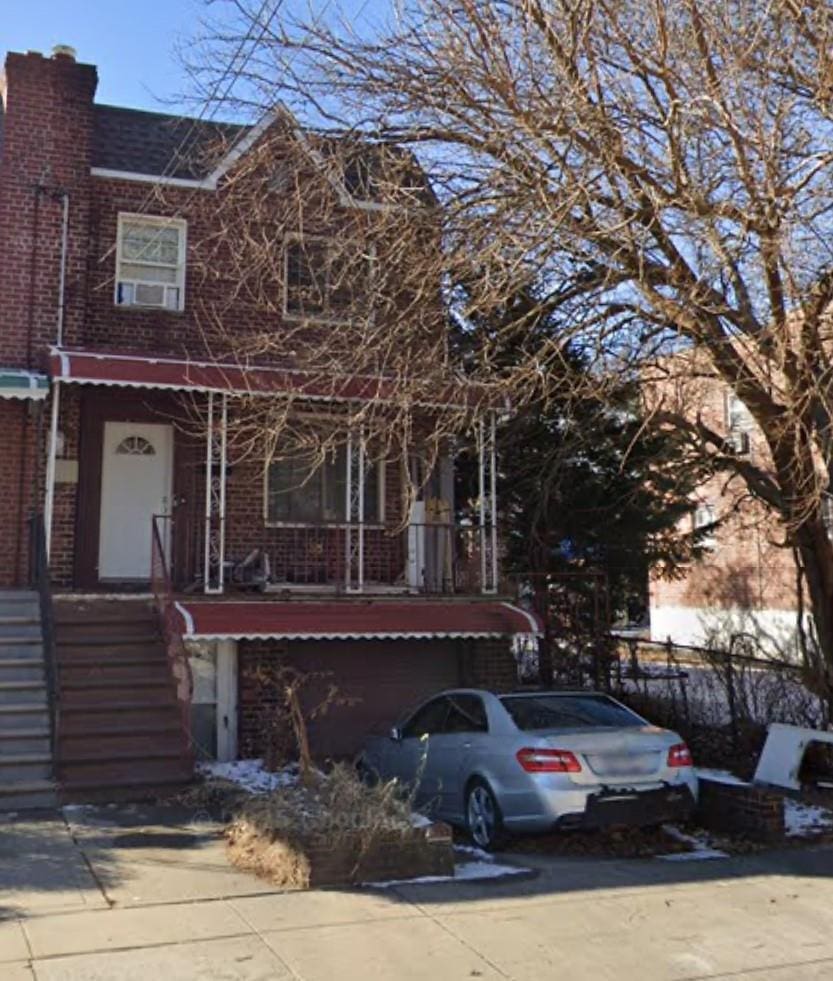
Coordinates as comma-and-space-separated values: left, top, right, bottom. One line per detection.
453, 844, 493, 861
695, 768, 749, 786
784, 799, 833, 838
410, 813, 433, 828
657, 823, 729, 861
197, 759, 299, 795
363, 859, 528, 888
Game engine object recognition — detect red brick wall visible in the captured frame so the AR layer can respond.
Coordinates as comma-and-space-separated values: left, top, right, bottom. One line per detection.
0, 51, 96, 369
648, 365, 802, 616
0, 399, 40, 586
237, 634, 518, 761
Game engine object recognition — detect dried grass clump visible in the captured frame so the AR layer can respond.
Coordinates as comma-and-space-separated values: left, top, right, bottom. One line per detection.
226, 763, 416, 887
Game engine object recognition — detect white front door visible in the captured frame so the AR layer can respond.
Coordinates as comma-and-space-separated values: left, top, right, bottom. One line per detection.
98, 421, 173, 580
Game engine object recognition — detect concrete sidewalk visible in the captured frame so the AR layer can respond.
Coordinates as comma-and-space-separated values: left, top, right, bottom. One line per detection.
4, 807, 833, 979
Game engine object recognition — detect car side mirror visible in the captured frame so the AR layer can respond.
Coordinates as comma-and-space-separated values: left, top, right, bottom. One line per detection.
390, 726, 403, 742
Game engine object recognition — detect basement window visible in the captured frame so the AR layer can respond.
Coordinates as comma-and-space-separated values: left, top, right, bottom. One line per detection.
115, 214, 187, 311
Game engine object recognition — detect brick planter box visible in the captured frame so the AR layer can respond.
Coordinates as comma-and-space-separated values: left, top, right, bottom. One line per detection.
696, 778, 785, 841
306, 822, 454, 887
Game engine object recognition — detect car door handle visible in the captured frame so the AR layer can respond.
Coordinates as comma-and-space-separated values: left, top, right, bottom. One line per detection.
462, 741, 472, 749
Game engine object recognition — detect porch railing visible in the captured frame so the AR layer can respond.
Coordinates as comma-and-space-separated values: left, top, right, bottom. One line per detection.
29, 513, 59, 763
150, 514, 193, 757
178, 519, 501, 595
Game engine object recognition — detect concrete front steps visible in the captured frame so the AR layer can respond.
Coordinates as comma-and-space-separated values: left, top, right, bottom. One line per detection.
0, 590, 57, 811
54, 600, 193, 803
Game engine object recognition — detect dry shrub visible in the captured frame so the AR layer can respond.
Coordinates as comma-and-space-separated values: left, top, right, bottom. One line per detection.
225, 763, 415, 887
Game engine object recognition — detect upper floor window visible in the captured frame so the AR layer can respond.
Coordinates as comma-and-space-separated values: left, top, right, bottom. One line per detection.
115, 214, 187, 311
693, 502, 717, 549
284, 236, 371, 323
265, 444, 382, 525
726, 391, 754, 432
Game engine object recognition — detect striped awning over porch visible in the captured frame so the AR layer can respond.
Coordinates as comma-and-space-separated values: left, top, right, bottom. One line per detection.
0, 368, 49, 400
49, 347, 497, 410
174, 600, 542, 641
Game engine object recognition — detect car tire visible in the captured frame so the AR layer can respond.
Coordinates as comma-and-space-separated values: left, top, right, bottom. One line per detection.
355, 757, 378, 786
465, 778, 506, 851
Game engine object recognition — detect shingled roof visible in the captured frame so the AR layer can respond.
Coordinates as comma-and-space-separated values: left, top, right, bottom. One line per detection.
92, 105, 249, 180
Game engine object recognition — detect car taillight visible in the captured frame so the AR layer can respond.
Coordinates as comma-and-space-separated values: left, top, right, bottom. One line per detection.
516, 747, 582, 773
667, 743, 693, 767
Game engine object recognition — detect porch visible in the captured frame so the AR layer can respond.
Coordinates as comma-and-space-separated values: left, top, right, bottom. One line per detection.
44, 347, 502, 597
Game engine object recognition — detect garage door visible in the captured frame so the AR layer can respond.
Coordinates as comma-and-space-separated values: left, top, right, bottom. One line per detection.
283, 638, 462, 759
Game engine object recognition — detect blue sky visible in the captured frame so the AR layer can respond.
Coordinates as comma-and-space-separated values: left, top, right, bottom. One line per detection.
4, 1, 388, 117
3, 0, 210, 112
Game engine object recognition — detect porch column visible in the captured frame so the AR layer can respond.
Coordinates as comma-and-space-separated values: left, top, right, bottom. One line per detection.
203, 392, 228, 594
216, 638, 238, 762
344, 430, 366, 593
477, 413, 498, 595
44, 380, 61, 561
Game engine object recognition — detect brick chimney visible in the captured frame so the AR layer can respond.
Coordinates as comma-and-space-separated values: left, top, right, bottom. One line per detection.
0, 48, 98, 366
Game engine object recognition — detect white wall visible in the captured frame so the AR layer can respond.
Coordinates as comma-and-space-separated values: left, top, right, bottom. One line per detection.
649, 604, 810, 659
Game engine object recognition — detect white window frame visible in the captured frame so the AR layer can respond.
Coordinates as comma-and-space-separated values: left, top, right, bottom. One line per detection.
725, 390, 754, 432
282, 233, 374, 325
115, 213, 187, 312
263, 445, 386, 528
693, 501, 717, 549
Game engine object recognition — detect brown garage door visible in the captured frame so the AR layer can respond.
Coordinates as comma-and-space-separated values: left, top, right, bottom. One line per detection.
283, 638, 462, 759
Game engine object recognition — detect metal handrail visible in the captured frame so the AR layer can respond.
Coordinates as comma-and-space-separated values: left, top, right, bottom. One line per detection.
151, 514, 194, 760
29, 514, 59, 764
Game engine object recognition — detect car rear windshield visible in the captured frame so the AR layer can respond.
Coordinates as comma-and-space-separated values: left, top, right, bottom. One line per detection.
500, 694, 643, 731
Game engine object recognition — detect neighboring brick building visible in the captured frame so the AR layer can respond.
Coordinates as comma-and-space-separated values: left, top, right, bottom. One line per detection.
649, 368, 805, 657
0, 46, 537, 777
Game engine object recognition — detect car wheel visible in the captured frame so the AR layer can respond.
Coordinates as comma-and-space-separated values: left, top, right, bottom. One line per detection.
465, 779, 506, 851
355, 757, 378, 786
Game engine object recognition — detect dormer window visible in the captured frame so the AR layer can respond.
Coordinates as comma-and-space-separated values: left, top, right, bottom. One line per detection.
115, 214, 187, 311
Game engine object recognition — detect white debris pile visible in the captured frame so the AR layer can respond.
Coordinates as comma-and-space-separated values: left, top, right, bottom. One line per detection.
784, 799, 833, 838
197, 759, 300, 795
657, 824, 729, 861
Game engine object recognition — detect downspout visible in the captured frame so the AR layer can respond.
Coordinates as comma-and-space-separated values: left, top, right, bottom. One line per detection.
54, 190, 70, 348
43, 189, 70, 562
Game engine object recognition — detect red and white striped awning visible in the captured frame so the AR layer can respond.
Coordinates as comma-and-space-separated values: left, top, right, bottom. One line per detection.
50, 347, 495, 410
174, 600, 542, 641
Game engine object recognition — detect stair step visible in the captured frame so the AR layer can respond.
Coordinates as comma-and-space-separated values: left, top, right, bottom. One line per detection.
56, 636, 161, 649
0, 637, 42, 647
0, 643, 46, 661
0, 730, 51, 755
60, 776, 191, 805
60, 758, 192, 787
60, 677, 172, 691
0, 705, 51, 733
60, 666, 169, 687
0, 682, 47, 706
0, 755, 52, 781
0, 779, 57, 812
61, 730, 180, 757
0, 660, 46, 683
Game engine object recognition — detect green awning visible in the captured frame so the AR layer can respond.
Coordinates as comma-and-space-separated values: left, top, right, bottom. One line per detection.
0, 369, 49, 400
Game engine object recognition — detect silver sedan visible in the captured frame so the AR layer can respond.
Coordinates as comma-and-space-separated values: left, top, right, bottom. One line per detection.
359, 688, 698, 849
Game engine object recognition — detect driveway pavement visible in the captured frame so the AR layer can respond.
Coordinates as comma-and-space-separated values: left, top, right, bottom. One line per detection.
3, 805, 833, 979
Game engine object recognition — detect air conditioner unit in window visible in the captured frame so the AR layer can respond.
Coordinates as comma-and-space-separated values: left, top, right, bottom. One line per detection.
117, 281, 180, 310
727, 430, 751, 455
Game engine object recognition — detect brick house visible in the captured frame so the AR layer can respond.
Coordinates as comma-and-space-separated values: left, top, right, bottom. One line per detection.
0, 47, 538, 807
649, 367, 805, 657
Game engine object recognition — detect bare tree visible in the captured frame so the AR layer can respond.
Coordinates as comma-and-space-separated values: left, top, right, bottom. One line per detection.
182, 0, 833, 696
